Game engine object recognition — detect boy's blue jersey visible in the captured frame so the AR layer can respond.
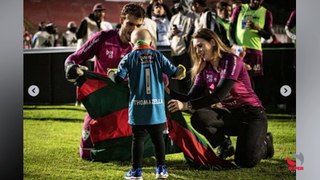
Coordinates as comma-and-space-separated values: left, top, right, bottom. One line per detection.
117, 46, 177, 125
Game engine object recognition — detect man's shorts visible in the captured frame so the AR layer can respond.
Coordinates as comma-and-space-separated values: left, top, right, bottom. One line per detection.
244, 48, 263, 77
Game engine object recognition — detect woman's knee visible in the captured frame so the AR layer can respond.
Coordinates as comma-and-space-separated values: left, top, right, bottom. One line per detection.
190, 114, 205, 133
191, 109, 222, 126
235, 152, 262, 168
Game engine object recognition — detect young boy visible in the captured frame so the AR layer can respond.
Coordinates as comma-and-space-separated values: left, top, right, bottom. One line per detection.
109, 28, 185, 180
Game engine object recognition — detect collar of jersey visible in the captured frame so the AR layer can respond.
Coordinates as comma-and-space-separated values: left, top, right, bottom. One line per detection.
134, 40, 154, 50
134, 45, 154, 50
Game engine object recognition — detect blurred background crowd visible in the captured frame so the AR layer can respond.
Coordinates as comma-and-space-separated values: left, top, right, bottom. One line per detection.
23, 0, 295, 49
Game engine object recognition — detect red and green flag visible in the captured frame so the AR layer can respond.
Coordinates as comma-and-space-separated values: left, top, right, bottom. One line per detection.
76, 71, 237, 169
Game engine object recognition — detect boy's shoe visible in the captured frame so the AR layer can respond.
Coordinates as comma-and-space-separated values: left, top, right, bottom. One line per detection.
264, 132, 274, 159
124, 168, 143, 180
217, 138, 235, 159
156, 164, 168, 179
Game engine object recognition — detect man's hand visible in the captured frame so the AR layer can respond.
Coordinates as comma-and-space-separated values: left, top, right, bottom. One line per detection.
246, 20, 261, 31
231, 44, 246, 58
65, 64, 88, 82
244, 63, 252, 70
172, 25, 181, 36
107, 69, 116, 83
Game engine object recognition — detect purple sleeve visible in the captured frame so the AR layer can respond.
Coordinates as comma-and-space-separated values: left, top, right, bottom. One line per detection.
221, 55, 242, 81
286, 10, 296, 29
258, 10, 273, 40
230, 5, 241, 23
265, 10, 273, 30
65, 31, 102, 65
229, 6, 241, 45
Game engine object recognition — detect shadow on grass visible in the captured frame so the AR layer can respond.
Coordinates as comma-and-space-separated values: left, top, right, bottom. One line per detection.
268, 118, 296, 123
104, 156, 293, 171
24, 106, 86, 112
95, 157, 295, 180
24, 118, 84, 122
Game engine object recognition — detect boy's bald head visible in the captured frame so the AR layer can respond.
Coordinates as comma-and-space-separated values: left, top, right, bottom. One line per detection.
130, 28, 153, 45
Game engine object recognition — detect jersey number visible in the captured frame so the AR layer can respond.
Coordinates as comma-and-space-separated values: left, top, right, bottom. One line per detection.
145, 68, 151, 94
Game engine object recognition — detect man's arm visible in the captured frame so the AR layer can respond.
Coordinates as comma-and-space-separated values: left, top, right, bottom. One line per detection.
76, 19, 88, 39
256, 10, 273, 40
285, 10, 296, 41
229, 6, 241, 46
65, 32, 102, 81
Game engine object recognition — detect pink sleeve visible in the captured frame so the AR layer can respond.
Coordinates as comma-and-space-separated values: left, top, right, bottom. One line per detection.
265, 10, 273, 29
222, 55, 242, 80
230, 5, 241, 23
65, 32, 102, 65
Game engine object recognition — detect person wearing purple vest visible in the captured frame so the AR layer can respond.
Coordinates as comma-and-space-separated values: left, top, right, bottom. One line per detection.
167, 28, 274, 168
229, 0, 273, 92
63, 3, 146, 161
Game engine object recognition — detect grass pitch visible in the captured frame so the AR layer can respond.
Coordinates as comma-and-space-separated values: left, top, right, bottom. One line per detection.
24, 106, 296, 180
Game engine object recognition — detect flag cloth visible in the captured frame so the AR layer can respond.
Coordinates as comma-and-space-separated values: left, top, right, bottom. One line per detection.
76, 71, 237, 169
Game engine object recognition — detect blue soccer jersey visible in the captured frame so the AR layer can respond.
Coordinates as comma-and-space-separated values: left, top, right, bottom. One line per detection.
117, 46, 177, 125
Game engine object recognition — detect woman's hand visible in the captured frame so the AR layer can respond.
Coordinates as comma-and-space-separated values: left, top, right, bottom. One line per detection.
168, 99, 188, 112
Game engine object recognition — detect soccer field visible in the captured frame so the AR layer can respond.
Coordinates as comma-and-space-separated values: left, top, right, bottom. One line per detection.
24, 106, 296, 179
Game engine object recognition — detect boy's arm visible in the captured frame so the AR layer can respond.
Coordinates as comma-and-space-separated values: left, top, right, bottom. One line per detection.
172, 64, 186, 80
160, 53, 186, 80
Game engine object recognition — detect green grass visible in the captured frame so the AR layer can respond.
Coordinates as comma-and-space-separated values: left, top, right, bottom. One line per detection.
24, 106, 296, 179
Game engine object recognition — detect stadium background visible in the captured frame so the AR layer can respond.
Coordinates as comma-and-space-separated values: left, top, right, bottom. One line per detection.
24, 0, 295, 35
23, 0, 296, 114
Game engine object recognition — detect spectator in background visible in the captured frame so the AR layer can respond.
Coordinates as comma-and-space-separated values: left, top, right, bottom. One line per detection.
230, 0, 242, 11
142, 17, 158, 48
215, 0, 232, 42
74, 3, 110, 106
53, 26, 61, 47
32, 23, 56, 48
38, 21, 46, 31
261, 28, 281, 44
146, 0, 173, 20
101, 7, 113, 31
23, 30, 32, 49
64, 3, 146, 161
76, 3, 107, 49
167, 1, 193, 94
31, 21, 46, 48
62, 21, 78, 47
151, 2, 171, 46
229, 0, 273, 91
170, 0, 181, 15
285, 10, 296, 43
190, 0, 230, 47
